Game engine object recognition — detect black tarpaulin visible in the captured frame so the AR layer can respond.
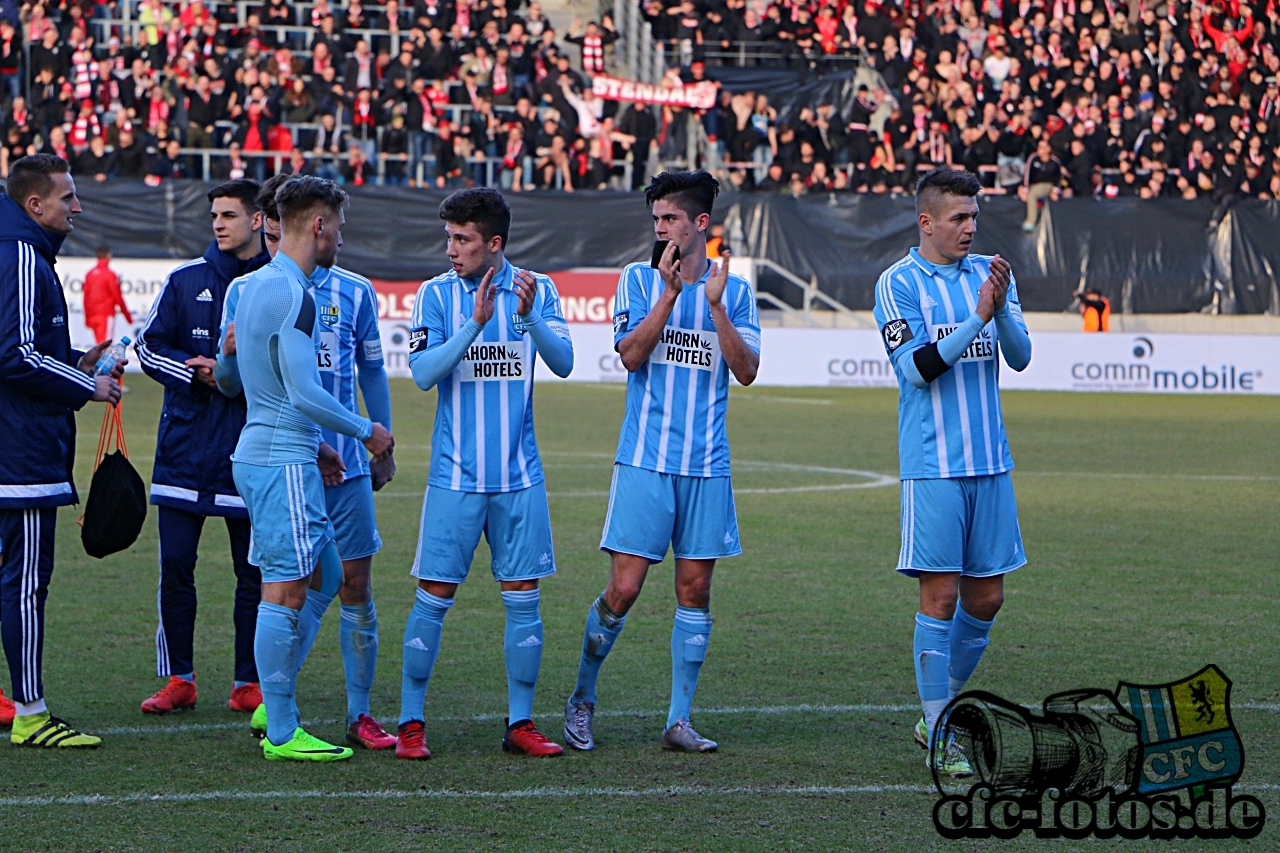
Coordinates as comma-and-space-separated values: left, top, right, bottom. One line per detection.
56, 182, 1280, 314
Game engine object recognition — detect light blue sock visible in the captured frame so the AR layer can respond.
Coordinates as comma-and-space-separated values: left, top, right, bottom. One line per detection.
297, 541, 343, 668
502, 589, 543, 724
254, 602, 301, 746
914, 613, 952, 740
399, 589, 453, 725
340, 600, 378, 725
297, 588, 334, 669
571, 595, 627, 705
233, 680, 251, 689
667, 606, 712, 729
175, 673, 194, 682
948, 605, 995, 700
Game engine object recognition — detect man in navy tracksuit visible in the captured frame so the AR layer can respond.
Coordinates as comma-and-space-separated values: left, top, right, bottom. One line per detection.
136, 179, 269, 715
0, 154, 122, 748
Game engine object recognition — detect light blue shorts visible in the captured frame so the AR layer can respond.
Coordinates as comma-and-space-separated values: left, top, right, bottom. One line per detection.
325, 474, 382, 561
896, 473, 1026, 578
410, 482, 556, 583
233, 461, 335, 584
599, 464, 741, 564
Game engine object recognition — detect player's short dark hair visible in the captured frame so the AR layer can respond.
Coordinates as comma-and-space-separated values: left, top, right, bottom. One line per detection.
207, 178, 262, 214
275, 176, 348, 226
255, 173, 293, 221
6, 153, 70, 207
644, 170, 720, 221
915, 168, 981, 216
438, 187, 511, 248
95, 244, 110, 259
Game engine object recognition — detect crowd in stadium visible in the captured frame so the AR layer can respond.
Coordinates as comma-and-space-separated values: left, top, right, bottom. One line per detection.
0, 0, 1276, 204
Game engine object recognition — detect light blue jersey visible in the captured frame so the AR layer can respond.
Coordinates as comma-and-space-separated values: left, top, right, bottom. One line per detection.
221, 265, 386, 477
310, 267, 384, 477
873, 248, 1027, 481
410, 261, 570, 493
230, 254, 372, 467
611, 261, 760, 478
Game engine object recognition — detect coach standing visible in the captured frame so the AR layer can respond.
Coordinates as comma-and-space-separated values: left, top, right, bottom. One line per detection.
0, 154, 122, 748
136, 179, 269, 716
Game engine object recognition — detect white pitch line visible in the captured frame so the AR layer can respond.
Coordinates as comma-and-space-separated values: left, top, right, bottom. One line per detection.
375, 459, 896, 499
730, 394, 833, 406
101, 704, 917, 737
0, 784, 936, 808
1015, 471, 1280, 483
94, 701, 1280, 738
11, 782, 1280, 809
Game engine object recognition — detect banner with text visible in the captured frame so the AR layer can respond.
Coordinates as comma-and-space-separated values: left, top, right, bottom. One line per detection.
591, 74, 719, 109
59, 259, 1276, 393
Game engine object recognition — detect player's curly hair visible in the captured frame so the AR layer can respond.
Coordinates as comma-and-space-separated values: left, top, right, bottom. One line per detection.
439, 187, 511, 249
915, 168, 981, 215
644, 170, 720, 221
274, 176, 348, 225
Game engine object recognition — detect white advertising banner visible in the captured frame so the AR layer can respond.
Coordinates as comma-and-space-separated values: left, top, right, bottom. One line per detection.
530, 327, 1278, 394
1000, 331, 1275, 394
54, 258, 1278, 394
525, 325, 897, 386
57, 257, 178, 351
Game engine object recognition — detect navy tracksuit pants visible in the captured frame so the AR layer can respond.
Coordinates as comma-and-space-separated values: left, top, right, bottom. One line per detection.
155, 506, 260, 683
0, 507, 57, 704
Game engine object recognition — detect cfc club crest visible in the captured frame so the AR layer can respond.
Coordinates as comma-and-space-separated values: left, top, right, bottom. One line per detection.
1115, 664, 1242, 795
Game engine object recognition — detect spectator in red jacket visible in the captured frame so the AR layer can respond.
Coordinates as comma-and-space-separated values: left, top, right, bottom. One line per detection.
83, 245, 133, 344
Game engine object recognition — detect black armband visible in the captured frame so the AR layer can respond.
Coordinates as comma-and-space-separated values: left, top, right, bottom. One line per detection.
913, 342, 952, 384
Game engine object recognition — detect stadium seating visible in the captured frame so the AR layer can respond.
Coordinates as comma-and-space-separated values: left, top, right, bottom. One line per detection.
0, 0, 1274, 198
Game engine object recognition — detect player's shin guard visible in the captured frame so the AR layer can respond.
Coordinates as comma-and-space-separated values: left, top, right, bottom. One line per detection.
501, 589, 543, 723
254, 602, 302, 746
340, 600, 378, 724
948, 605, 994, 700
914, 613, 951, 741
570, 595, 627, 705
398, 589, 453, 725
667, 606, 712, 729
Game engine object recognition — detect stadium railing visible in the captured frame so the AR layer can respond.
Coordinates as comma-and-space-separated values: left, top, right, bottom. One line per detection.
172, 145, 633, 189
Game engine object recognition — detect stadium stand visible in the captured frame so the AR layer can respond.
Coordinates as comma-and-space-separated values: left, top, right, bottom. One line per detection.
0, 0, 1275, 199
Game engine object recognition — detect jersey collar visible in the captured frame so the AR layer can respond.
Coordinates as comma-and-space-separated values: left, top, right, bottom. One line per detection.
663, 257, 714, 288
460, 259, 514, 292
909, 247, 975, 277
308, 264, 332, 289
271, 250, 310, 287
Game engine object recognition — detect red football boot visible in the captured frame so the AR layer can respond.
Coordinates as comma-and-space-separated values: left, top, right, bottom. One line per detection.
227, 682, 263, 712
502, 719, 564, 757
347, 714, 396, 750
141, 676, 197, 715
0, 689, 14, 727
395, 720, 432, 759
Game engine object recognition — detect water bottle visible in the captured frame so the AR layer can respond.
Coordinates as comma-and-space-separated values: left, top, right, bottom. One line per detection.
94, 336, 131, 376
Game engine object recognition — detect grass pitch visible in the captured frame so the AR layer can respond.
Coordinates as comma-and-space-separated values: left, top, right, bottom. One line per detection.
2, 379, 1278, 852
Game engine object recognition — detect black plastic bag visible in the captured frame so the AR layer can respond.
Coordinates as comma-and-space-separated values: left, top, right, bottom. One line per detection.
81, 450, 147, 558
